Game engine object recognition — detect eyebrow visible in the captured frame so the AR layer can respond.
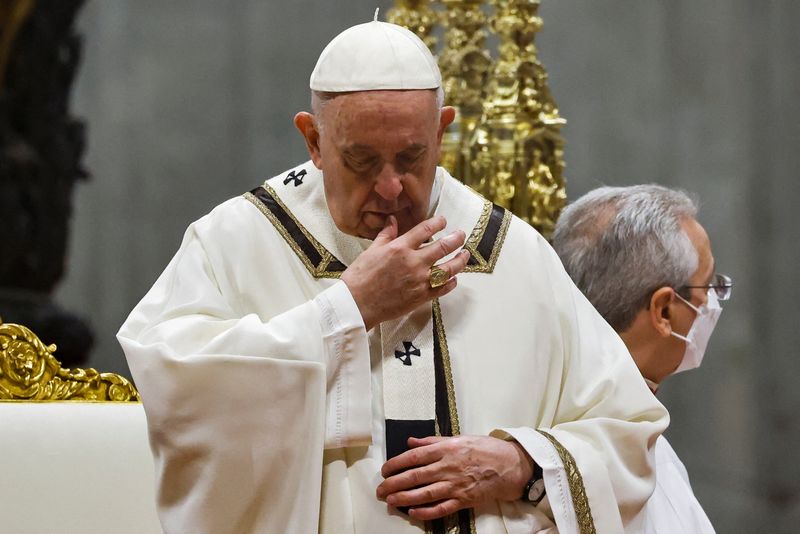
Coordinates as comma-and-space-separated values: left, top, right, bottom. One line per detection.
342, 143, 428, 157
400, 144, 427, 154
342, 146, 376, 157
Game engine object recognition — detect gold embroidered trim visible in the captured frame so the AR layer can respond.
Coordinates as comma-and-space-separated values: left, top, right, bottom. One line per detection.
430, 299, 477, 534
243, 186, 342, 280
462, 200, 492, 271
538, 430, 597, 534
246, 183, 508, 279
432, 299, 460, 435
462, 200, 512, 274
486, 208, 512, 270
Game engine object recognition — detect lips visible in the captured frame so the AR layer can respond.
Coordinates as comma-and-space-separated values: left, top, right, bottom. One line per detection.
362, 211, 391, 229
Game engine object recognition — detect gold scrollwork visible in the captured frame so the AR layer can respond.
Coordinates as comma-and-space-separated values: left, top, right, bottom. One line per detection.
0, 319, 140, 401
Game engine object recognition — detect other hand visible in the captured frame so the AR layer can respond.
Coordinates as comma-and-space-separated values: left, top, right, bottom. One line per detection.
375, 435, 534, 521
341, 215, 469, 331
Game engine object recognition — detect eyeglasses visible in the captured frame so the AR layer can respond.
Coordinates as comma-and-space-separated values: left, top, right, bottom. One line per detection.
682, 273, 733, 301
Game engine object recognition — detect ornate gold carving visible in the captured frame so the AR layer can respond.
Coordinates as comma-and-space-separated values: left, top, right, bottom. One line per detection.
438, 0, 492, 181
0, 319, 140, 401
469, 0, 566, 238
538, 430, 597, 534
386, 0, 439, 52
390, 0, 567, 238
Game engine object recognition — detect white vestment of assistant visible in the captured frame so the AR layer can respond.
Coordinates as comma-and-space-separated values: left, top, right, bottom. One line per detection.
644, 435, 715, 533
118, 162, 668, 534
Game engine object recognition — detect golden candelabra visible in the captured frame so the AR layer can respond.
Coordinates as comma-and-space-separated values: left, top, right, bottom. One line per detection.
387, 0, 566, 237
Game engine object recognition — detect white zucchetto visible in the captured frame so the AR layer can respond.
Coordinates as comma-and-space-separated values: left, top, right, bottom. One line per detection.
309, 12, 441, 92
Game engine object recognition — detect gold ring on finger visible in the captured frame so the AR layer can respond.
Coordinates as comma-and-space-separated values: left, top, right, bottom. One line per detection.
429, 265, 449, 289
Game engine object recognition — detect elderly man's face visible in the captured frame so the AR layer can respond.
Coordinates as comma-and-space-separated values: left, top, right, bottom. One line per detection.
296, 90, 453, 239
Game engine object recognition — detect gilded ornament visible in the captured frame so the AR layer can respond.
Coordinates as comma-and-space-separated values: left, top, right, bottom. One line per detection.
386, 0, 439, 51
0, 319, 140, 401
428, 265, 450, 288
389, 0, 567, 237
437, 0, 492, 181
468, 0, 567, 237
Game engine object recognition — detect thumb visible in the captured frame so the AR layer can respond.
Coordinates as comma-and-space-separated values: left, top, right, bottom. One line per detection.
373, 215, 398, 244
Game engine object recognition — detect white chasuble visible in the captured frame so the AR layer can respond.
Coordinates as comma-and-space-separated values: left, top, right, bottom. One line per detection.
119, 161, 668, 534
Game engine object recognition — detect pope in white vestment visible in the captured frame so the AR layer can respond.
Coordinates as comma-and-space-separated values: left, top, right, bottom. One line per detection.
118, 18, 668, 534
119, 163, 666, 534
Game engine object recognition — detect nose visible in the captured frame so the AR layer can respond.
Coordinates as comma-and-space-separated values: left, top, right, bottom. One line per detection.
373, 164, 403, 201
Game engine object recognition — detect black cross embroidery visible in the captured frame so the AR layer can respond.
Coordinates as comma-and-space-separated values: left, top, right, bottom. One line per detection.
283, 169, 307, 187
394, 341, 421, 366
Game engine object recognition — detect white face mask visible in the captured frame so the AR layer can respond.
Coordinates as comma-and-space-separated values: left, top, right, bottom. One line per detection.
669, 289, 722, 375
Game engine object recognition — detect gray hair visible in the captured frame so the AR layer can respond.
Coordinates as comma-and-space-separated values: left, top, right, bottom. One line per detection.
310, 87, 445, 131
551, 184, 699, 332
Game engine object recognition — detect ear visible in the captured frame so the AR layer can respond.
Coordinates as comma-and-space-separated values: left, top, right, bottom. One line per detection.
294, 112, 323, 168
648, 287, 675, 337
437, 106, 456, 140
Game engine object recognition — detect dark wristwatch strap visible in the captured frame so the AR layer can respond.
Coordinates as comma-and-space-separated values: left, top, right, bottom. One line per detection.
521, 462, 546, 505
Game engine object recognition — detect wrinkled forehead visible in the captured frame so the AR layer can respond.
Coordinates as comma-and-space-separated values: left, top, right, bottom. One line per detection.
325, 88, 438, 111
321, 89, 440, 134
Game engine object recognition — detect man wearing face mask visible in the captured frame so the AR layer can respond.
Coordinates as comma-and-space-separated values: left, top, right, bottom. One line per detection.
552, 184, 731, 534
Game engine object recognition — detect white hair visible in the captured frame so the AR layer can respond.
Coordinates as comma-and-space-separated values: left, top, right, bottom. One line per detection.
310, 87, 445, 130
551, 184, 699, 332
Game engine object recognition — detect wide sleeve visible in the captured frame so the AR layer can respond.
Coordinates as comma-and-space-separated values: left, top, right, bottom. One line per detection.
117, 210, 371, 534
493, 236, 669, 534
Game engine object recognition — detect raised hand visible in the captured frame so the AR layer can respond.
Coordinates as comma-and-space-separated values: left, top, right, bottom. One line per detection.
341, 215, 470, 331
376, 435, 534, 521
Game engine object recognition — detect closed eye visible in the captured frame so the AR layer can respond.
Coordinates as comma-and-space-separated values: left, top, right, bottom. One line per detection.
343, 154, 379, 173
396, 148, 426, 172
